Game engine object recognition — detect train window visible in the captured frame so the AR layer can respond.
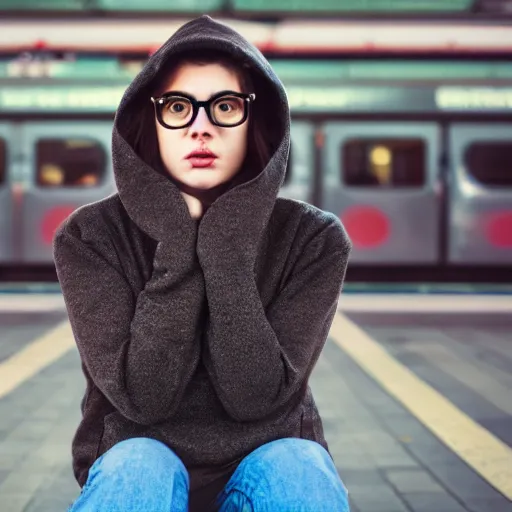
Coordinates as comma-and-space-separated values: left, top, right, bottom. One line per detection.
284, 142, 292, 185
36, 139, 106, 188
342, 139, 425, 187
0, 139, 5, 185
464, 142, 512, 187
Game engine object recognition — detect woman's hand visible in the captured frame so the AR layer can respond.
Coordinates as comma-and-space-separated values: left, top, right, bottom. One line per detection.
180, 191, 203, 219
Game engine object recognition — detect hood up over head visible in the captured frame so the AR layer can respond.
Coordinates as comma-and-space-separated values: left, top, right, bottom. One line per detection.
112, 15, 290, 242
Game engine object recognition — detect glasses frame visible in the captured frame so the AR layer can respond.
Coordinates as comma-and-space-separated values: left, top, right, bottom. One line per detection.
151, 90, 256, 130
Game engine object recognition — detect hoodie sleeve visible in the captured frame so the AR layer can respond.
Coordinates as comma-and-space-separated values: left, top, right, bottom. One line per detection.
198, 216, 350, 422
53, 211, 204, 426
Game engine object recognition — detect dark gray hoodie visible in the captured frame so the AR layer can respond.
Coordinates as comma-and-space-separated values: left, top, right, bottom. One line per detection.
53, 14, 351, 509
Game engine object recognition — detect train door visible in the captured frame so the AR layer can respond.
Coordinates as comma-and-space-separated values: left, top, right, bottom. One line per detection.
18, 121, 114, 264
322, 122, 441, 264
0, 123, 14, 264
448, 123, 512, 265
278, 121, 314, 203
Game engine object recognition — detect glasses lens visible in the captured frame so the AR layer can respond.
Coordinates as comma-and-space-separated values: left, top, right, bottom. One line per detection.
161, 96, 193, 128
211, 95, 245, 126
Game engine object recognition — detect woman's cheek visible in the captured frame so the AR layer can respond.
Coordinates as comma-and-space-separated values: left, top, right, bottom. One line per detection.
162, 147, 181, 177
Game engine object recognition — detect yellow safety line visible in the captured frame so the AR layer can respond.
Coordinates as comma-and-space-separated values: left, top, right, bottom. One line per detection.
330, 312, 512, 501
0, 320, 75, 399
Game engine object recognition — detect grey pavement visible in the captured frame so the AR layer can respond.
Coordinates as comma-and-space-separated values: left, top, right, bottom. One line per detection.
346, 311, 512, 449
0, 308, 511, 511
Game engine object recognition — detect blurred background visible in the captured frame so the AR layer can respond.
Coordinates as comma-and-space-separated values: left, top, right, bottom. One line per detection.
1, 3, 512, 512
0, 0, 511, 284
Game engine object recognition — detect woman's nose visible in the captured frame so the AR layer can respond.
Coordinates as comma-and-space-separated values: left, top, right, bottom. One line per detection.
189, 106, 213, 138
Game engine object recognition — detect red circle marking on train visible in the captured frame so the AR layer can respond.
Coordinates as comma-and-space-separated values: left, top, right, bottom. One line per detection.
41, 206, 76, 245
487, 211, 512, 248
341, 206, 390, 248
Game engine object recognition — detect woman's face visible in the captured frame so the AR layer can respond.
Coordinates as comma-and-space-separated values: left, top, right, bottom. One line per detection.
155, 63, 249, 190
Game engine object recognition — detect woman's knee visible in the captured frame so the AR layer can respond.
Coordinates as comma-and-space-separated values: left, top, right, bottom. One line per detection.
92, 437, 188, 487
246, 438, 335, 475
70, 437, 189, 512
230, 438, 349, 511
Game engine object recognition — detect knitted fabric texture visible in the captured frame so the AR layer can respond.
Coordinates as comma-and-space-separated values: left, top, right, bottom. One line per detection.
53, 14, 352, 495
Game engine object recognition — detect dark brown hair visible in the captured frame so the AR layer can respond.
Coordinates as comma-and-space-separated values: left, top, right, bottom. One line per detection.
123, 49, 280, 187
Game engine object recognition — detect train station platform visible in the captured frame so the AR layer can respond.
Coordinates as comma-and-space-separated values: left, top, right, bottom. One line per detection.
0, 290, 511, 512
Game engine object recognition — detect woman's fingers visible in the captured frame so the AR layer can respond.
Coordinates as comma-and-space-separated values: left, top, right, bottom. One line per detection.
180, 191, 203, 219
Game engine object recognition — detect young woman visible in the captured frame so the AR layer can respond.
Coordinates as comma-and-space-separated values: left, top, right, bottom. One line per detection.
55, 14, 352, 512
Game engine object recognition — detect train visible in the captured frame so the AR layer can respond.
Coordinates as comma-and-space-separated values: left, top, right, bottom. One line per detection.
0, 18, 511, 281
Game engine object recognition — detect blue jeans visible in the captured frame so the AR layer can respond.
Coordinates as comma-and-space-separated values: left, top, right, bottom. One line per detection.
68, 437, 350, 511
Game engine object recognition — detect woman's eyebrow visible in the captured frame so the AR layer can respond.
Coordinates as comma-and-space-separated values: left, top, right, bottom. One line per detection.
162, 90, 241, 100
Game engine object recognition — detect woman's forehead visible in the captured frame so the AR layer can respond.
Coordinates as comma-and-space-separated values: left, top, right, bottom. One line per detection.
160, 62, 242, 98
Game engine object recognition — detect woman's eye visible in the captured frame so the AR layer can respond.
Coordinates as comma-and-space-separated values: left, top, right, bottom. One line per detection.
165, 100, 189, 115
217, 99, 241, 113
169, 102, 185, 113
219, 102, 232, 112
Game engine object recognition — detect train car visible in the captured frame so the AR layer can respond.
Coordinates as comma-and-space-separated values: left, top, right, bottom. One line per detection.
0, 19, 511, 279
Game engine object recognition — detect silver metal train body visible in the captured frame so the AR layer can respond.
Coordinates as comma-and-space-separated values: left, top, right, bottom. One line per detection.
0, 58, 511, 270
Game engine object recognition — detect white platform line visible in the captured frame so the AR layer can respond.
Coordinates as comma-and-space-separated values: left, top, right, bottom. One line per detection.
0, 294, 66, 312
338, 294, 512, 313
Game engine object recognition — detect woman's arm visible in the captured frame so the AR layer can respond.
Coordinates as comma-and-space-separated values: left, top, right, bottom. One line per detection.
198, 216, 351, 422
53, 212, 205, 426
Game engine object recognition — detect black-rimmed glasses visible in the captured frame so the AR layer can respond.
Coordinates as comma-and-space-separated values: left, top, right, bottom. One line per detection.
151, 90, 256, 129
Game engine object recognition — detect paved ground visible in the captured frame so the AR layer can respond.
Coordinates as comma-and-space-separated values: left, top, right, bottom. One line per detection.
0, 293, 511, 511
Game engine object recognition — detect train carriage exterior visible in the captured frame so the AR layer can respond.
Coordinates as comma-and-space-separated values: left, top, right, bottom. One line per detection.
448, 122, 512, 265
0, 53, 511, 274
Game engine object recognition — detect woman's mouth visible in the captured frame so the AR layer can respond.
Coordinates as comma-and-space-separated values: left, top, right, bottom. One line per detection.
186, 149, 218, 169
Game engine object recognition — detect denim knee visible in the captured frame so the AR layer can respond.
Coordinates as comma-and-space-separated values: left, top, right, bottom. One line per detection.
251, 438, 345, 488
218, 438, 349, 512
69, 437, 190, 512
93, 437, 188, 487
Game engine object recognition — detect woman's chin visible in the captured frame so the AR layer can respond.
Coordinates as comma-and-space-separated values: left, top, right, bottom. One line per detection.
185, 173, 229, 190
